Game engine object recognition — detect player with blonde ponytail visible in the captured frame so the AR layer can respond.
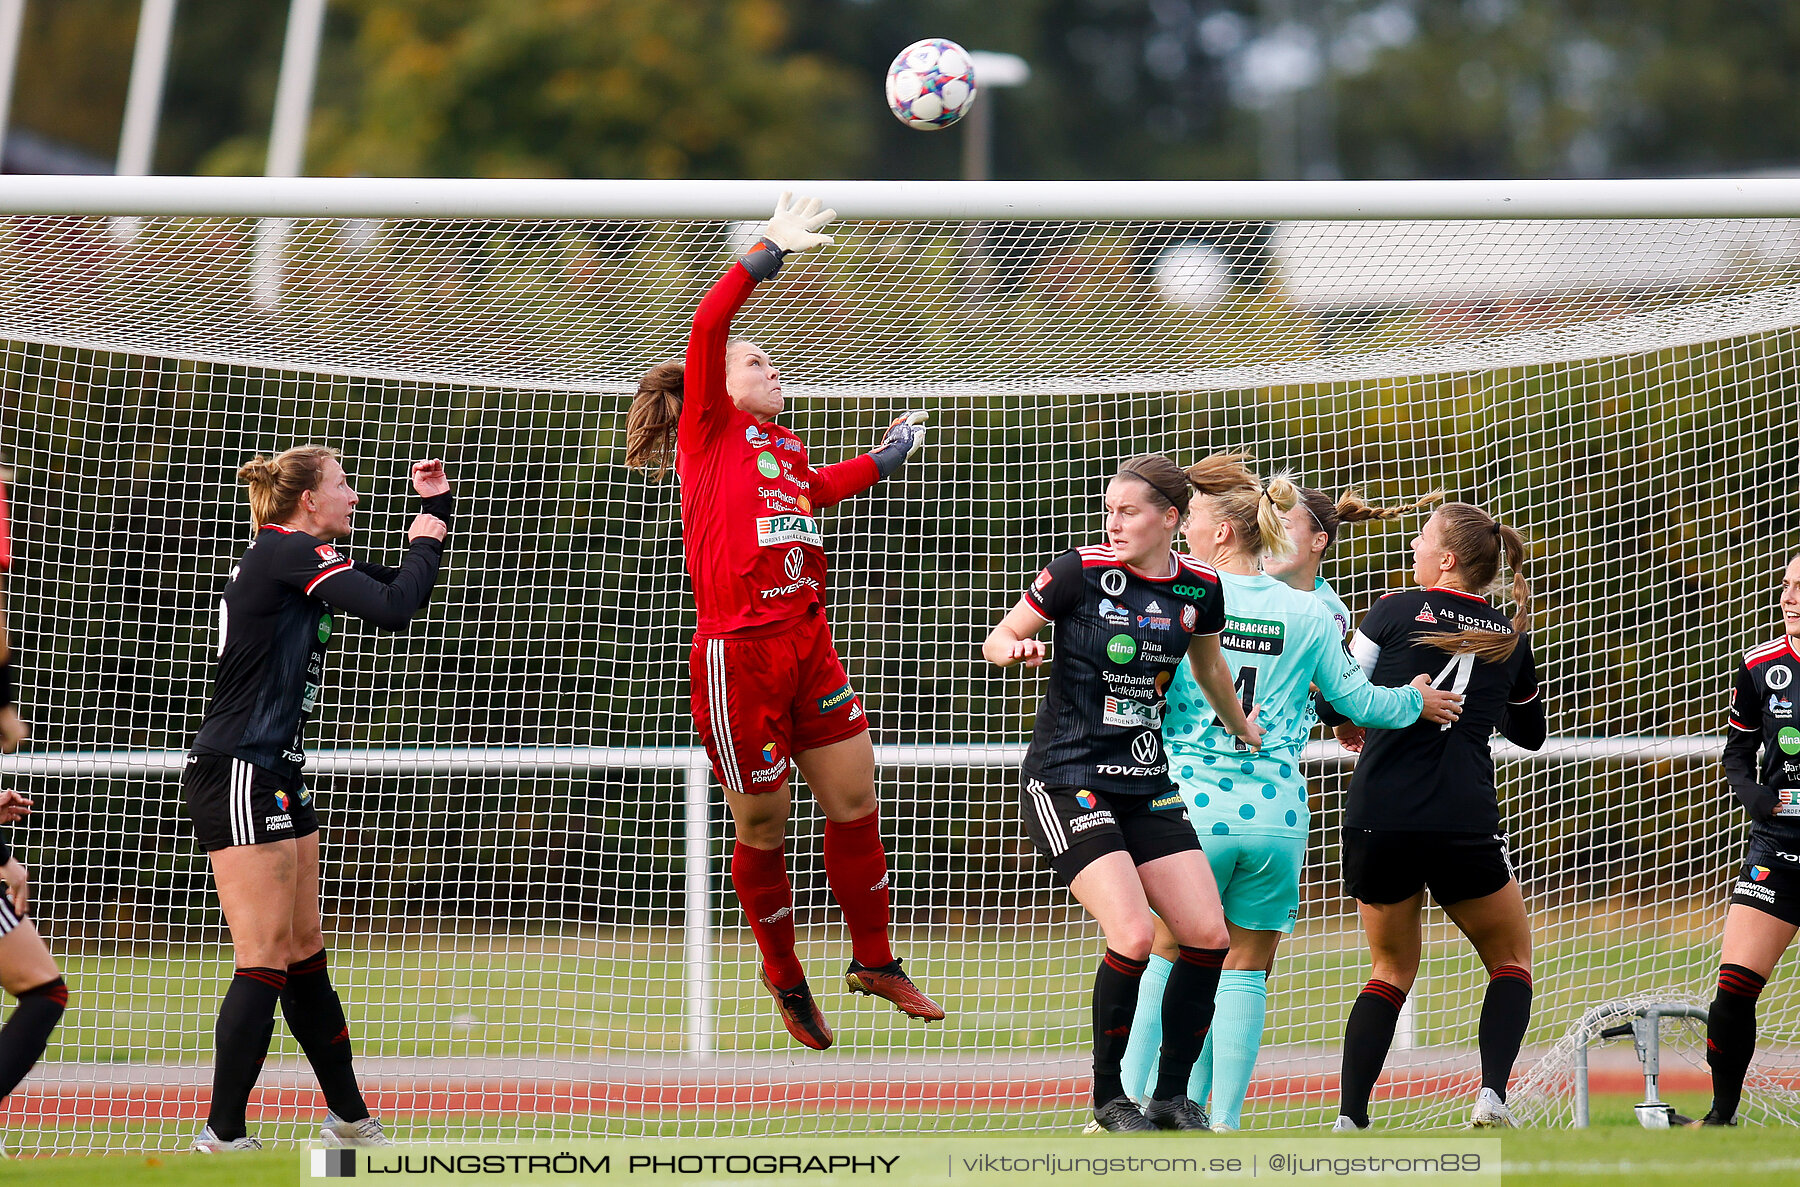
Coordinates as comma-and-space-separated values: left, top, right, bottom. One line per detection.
1120, 456, 1461, 1129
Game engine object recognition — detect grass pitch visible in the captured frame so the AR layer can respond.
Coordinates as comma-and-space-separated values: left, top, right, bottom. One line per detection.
2, 1103, 1793, 1187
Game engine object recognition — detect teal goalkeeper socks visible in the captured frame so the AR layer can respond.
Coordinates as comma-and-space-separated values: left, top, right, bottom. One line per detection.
1205, 969, 1268, 1129
1188, 1027, 1216, 1115
1118, 954, 1171, 1103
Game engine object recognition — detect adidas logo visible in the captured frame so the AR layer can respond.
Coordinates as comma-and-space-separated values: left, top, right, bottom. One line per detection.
1144, 599, 1162, 613
759, 906, 793, 924
1415, 601, 1437, 623
870, 874, 889, 892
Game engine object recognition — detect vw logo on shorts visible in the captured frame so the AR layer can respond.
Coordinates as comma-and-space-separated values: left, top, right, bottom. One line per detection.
1100, 569, 1127, 596
1771, 666, 1794, 690
784, 546, 804, 581
1131, 731, 1159, 764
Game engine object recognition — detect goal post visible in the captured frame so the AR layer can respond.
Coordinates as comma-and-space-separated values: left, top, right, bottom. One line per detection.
1, 177, 1798, 1151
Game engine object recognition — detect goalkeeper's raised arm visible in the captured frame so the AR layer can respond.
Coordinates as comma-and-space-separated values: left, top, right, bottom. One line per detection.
623, 193, 943, 1054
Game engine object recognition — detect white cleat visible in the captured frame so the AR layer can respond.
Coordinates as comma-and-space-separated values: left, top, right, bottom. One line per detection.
1470, 1087, 1514, 1128
1330, 1114, 1368, 1133
192, 1125, 263, 1153
1211, 1121, 1238, 1133
321, 1112, 394, 1146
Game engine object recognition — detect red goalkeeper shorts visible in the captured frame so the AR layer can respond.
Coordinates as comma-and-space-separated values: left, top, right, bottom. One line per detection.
689, 611, 869, 796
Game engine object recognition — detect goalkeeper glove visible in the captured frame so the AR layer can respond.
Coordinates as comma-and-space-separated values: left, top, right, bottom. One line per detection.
871, 411, 929, 478
741, 192, 838, 281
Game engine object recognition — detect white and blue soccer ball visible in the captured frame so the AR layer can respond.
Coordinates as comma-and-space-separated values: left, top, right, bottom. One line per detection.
886, 38, 978, 130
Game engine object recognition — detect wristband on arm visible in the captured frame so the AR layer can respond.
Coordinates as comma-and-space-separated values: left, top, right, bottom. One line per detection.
740, 237, 789, 283
420, 491, 455, 531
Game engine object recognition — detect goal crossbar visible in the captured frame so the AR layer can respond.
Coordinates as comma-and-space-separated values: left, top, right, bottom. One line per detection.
3, 176, 1800, 220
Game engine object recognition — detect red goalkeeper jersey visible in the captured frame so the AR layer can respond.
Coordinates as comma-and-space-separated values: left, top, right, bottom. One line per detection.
677, 262, 879, 637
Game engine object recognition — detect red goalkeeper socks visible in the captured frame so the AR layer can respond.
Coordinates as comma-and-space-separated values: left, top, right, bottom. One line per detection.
731, 840, 805, 990
823, 810, 895, 969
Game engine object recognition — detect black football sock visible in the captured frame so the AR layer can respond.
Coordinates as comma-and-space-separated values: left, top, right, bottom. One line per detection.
0, 977, 67, 1104
282, 950, 370, 1123
1339, 979, 1406, 1127
207, 967, 286, 1141
1092, 950, 1148, 1106
1153, 946, 1226, 1101
1478, 964, 1533, 1099
1707, 963, 1766, 1122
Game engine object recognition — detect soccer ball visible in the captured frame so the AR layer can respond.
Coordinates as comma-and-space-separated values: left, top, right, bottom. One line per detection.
886, 39, 978, 130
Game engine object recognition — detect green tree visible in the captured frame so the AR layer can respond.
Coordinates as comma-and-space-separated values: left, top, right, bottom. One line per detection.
285, 0, 865, 179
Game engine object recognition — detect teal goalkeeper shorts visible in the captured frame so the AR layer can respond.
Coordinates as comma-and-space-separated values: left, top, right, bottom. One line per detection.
1197, 831, 1305, 934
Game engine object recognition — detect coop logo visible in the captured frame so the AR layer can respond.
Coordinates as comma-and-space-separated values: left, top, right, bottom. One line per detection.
1106, 634, 1138, 664
1131, 731, 1160, 765
784, 547, 805, 581
1076, 790, 1098, 809
1172, 584, 1209, 600
1100, 569, 1127, 596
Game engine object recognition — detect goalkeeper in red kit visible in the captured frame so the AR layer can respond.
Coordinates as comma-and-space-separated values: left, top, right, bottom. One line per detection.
625, 194, 942, 1048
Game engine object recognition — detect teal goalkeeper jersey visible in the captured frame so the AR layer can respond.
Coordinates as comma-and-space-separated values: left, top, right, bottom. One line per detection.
1312, 577, 1352, 641
1163, 571, 1423, 837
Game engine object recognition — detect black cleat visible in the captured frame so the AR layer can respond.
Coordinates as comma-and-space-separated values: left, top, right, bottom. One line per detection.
1084, 1096, 1156, 1133
1685, 1109, 1737, 1128
1145, 1095, 1212, 1131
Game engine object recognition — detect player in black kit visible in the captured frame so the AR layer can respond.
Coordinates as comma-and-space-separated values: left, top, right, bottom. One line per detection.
1696, 552, 1800, 1126
0, 463, 68, 1119
185, 445, 451, 1152
1331, 502, 1545, 1132
984, 454, 1264, 1134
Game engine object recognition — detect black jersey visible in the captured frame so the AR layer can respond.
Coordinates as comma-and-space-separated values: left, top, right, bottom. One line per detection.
1019, 545, 1226, 797
190, 523, 445, 780
1723, 636, 1800, 846
1344, 586, 1544, 833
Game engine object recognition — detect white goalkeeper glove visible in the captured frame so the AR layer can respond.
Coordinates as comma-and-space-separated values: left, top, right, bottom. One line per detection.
871, 410, 929, 478
762, 192, 837, 254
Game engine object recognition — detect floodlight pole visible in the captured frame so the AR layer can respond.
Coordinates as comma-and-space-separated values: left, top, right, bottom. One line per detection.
256, 0, 330, 308
117, 0, 179, 177
962, 52, 1030, 182
0, 0, 26, 167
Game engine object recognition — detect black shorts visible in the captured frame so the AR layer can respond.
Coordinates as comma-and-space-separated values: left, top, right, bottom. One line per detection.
1342, 827, 1515, 907
182, 753, 319, 852
1730, 842, 1800, 926
1020, 774, 1201, 884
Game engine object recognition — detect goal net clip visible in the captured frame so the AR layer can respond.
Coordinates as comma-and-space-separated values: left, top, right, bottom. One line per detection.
1573, 1001, 1708, 1128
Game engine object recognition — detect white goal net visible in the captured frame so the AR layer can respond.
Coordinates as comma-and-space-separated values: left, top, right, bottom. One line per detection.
1, 179, 1797, 1151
